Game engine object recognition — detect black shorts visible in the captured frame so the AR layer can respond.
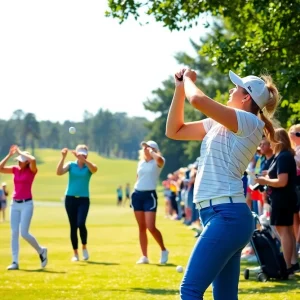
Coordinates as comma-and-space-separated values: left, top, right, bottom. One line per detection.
131, 190, 158, 212
118, 196, 122, 202
270, 206, 294, 226
295, 186, 300, 213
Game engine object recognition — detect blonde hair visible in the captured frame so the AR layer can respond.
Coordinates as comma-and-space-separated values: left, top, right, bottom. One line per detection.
288, 124, 300, 148
76, 144, 88, 152
258, 75, 281, 144
272, 128, 295, 155
138, 149, 145, 161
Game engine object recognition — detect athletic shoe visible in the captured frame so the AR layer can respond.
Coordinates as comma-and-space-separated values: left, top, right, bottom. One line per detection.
160, 250, 169, 264
39, 247, 48, 268
82, 249, 89, 261
7, 262, 19, 270
286, 267, 295, 279
292, 262, 300, 273
71, 254, 79, 262
136, 256, 149, 264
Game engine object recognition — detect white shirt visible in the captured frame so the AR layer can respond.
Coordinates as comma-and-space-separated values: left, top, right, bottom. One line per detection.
134, 159, 164, 191
194, 109, 264, 203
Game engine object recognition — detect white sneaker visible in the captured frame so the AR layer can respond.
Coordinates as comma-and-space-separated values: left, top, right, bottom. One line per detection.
82, 249, 89, 261
136, 256, 149, 264
39, 247, 48, 268
71, 254, 79, 262
7, 262, 19, 270
160, 250, 169, 264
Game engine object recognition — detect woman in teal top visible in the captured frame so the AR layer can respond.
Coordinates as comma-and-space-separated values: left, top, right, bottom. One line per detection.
56, 144, 97, 262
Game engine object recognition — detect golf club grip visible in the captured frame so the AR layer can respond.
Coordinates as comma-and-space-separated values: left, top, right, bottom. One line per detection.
176, 75, 183, 81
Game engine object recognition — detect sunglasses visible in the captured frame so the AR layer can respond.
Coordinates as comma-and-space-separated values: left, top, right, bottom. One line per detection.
291, 132, 300, 137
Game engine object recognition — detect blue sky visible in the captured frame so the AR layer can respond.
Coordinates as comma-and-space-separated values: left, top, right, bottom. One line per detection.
0, 1, 208, 123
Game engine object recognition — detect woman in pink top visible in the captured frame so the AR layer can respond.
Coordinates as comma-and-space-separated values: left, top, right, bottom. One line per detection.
0, 145, 48, 270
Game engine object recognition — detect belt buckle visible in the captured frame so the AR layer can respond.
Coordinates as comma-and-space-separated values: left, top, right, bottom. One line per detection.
196, 200, 211, 210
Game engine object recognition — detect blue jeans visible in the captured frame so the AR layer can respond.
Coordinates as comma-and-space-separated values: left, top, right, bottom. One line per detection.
180, 202, 254, 300
251, 200, 259, 215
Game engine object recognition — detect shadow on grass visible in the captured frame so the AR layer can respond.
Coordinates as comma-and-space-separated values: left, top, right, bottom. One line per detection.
155, 263, 177, 267
240, 274, 300, 294
20, 269, 66, 273
108, 288, 178, 295
131, 288, 179, 295
86, 261, 120, 266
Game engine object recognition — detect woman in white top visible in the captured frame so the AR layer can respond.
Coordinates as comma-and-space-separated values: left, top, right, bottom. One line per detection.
166, 68, 280, 299
131, 140, 169, 264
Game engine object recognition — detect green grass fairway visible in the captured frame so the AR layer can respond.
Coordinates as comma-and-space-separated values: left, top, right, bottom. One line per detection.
0, 149, 299, 299
0, 204, 299, 300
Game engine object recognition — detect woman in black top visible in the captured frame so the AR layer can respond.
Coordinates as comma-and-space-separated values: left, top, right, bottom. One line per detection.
256, 128, 299, 276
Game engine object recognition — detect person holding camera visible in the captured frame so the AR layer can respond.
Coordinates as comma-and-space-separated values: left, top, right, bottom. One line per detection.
256, 137, 275, 207
255, 128, 299, 276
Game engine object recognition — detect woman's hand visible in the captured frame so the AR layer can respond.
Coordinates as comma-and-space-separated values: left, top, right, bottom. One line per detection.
183, 69, 197, 82
8, 145, 17, 157
148, 148, 154, 156
255, 176, 268, 185
174, 68, 186, 87
61, 148, 68, 159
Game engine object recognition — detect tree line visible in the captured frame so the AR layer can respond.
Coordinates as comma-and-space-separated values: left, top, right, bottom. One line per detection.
0, 109, 149, 160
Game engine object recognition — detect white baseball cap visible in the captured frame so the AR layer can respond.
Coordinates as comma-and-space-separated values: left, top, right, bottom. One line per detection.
141, 140, 159, 151
229, 70, 270, 109
15, 154, 29, 162
76, 148, 88, 156
2, 182, 6, 186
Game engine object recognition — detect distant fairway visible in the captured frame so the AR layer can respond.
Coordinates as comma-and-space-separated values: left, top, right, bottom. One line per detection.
0, 149, 299, 299
0, 148, 139, 203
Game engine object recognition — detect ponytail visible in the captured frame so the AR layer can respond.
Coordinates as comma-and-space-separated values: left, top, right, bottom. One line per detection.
259, 74, 281, 144
258, 111, 277, 143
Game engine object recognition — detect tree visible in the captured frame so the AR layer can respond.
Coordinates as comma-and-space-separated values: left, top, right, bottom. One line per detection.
47, 126, 60, 149
0, 121, 16, 157
11, 109, 25, 120
106, 0, 300, 127
22, 113, 40, 154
